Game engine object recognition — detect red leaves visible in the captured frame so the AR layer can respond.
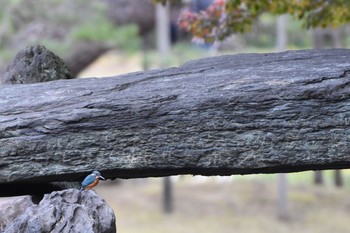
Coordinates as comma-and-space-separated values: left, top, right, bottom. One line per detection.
178, 0, 225, 43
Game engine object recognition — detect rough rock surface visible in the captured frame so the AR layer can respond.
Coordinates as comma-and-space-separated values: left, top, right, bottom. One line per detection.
1, 49, 350, 184
0, 196, 33, 231
2, 45, 72, 84
3, 189, 116, 233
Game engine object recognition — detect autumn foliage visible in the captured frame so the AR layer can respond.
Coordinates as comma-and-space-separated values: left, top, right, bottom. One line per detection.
157, 0, 350, 43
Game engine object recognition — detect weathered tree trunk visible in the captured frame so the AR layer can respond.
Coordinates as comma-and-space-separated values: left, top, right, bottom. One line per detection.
334, 170, 343, 187
1, 49, 350, 184
163, 177, 173, 213
314, 170, 324, 185
106, 0, 155, 36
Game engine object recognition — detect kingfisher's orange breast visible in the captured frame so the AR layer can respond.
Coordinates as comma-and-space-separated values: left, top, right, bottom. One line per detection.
85, 178, 99, 189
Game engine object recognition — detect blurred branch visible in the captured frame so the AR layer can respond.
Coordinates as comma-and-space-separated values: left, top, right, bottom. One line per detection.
64, 41, 111, 77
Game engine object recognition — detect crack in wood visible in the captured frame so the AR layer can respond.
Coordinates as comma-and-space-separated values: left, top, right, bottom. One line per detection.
304, 69, 350, 85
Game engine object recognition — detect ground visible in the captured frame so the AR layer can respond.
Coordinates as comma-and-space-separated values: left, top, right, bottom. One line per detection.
96, 172, 350, 233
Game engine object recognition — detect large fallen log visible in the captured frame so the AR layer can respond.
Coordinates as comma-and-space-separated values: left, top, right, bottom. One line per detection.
1, 49, 350, 184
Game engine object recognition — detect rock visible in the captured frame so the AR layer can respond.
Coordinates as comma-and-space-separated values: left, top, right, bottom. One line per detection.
0, 44, 77, 196
2, 45, 72, 84
0, 196, 33, 231
1, 49, 350, 183
3, 189, 116, 233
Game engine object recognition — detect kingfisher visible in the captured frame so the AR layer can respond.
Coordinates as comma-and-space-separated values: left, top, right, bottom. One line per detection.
80, 171, 105, 190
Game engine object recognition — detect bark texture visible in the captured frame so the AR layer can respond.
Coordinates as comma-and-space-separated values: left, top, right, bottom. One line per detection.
1, 49, 350, 184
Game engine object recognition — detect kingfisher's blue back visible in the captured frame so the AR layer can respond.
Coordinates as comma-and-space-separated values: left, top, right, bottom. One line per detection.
81, 174, 96, 189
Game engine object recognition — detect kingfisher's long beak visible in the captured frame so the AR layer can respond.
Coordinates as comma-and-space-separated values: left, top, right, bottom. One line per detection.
99, 176, 106, 180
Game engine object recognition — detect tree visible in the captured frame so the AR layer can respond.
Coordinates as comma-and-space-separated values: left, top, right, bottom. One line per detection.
157, 0, 350, 42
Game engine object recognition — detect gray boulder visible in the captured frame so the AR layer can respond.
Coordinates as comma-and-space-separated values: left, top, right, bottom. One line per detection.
0, 196, 33, 231
3, 189, 116, 233
2, 44, 72, 84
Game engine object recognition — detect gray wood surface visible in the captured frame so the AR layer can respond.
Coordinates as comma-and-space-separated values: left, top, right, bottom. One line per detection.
1, 49, 350, 183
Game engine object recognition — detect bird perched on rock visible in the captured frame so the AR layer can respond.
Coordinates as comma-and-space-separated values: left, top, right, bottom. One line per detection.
80, 171, 105, 190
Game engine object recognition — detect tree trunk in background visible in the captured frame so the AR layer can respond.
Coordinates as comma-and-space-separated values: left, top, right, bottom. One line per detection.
277, 173, 289, 220
0, 4, 12, 47
314, 171, 324, 185
156, 2, 173, 214
141, 33, 152, 71
276, 15, 287, 52
156, 2, 171, 66
334, 170, 343, 187
312, 28, 325, 49
276, 15, 289, 221
163, 177, 173, 213
331, 28, 342, 48
64, 41, 110, 77
106, 0, 155, 36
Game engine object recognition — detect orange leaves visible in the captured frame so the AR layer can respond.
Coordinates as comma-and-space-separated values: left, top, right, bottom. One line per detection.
178, 0, 226, 42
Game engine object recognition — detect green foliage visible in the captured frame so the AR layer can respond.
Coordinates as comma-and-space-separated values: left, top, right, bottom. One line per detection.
72, 19, 140, 52
242, 13, 312, 50
36, 39, 71, 58
0, 0, 142, 71
0, 48, 14, 61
